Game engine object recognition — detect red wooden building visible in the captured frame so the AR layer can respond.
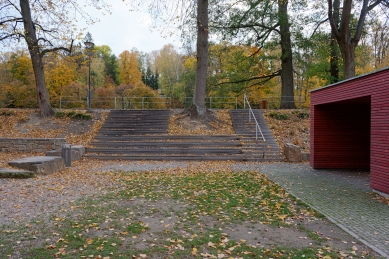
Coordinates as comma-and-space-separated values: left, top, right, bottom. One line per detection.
310, 67, 389, 195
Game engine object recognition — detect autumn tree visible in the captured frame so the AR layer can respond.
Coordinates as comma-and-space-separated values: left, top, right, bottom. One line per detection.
0, 0, 109, 116
1, 52, 36, 107
153, 44, 184, 96
95, 45, 120, 86
207, 42, 276, 104
118, 50, 143, 86
44, 53, 77, 107
328, 0, 389, 79
212, 0, 298, 108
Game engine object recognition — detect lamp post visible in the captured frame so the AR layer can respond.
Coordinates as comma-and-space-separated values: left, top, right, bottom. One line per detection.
84, 41, 94, 109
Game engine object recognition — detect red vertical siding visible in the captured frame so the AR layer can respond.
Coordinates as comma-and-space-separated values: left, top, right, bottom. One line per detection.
311, 68, 389, 194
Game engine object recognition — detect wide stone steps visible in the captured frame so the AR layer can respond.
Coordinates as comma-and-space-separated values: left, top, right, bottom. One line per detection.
96, 109, 170, 135
84, 109, 283, 162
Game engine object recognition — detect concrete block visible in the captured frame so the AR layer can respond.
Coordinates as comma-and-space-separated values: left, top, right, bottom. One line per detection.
302, 152, 310, 162
0, 168, 35, 178
45, 145, 85, 162
8, 156, 65, 175
284, 143, 302, 162
71, 145, 85, 157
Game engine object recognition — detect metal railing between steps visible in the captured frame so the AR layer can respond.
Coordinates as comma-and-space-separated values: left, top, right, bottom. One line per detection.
243, 94, 266, 142
243, 94, 266, 159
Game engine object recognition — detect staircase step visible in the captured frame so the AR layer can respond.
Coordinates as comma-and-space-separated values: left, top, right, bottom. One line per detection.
85, 109, 283, 162
90, 141, 242, 148
229, 109, 283, 161
84, 154, 248, 161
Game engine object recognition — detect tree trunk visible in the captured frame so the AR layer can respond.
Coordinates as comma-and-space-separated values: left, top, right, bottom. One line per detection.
328, 0, 380, 80
330, 0, 340, 83
340, 42, 356, 79
20, 0, 54, 117
194, 0, 209, 117
278, 0, 296, 109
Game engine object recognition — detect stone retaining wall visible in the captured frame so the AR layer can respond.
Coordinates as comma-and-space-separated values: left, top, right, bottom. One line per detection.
0, 138, 66, 152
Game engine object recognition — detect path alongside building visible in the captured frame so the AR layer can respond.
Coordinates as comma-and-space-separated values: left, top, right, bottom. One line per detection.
239, 163, 389, 258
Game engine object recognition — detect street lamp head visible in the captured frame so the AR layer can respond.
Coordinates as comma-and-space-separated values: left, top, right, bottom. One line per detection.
84, 41, 95, 49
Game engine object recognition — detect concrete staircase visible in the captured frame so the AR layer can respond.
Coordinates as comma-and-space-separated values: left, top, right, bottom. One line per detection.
230, 109, 283, 161
84, 109, 283, 162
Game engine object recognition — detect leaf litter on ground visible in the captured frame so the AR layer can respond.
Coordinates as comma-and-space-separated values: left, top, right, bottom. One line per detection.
0, 109, 381, 258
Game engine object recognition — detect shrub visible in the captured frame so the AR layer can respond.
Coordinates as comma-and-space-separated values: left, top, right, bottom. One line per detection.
269, 111, 289, 120
0, 110, 14, 116
296, 111, 310, 119
55, 111, 92, 120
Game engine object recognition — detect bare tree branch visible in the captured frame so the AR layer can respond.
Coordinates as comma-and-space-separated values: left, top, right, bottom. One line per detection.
211, 69, 281, 87
310, 18, 329, 38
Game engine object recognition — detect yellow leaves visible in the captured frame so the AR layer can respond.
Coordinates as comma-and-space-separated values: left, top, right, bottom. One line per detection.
0, 109, 108, 149
262, 109, 310, 152
53, 216, 65, 222
208, 241, 217, 248
46, 243, 56, 249
167, 110, 235, 135
192, 247, 198, 256
119, 50, 143, 85
184, 56, 197, 70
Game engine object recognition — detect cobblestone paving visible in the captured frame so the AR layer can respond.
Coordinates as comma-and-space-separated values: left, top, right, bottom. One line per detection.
241, 163, 389, 258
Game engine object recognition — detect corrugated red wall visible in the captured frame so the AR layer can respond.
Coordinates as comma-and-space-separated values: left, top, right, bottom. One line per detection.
311, 68, 389, 194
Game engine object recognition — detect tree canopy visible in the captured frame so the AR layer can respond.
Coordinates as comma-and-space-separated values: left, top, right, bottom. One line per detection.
0, 0, 110, 116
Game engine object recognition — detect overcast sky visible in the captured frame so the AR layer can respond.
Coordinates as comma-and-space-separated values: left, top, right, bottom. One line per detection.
80, 1, 180, 56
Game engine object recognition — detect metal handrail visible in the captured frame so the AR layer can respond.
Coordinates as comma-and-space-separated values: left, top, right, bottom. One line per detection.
243, 94, 266, 142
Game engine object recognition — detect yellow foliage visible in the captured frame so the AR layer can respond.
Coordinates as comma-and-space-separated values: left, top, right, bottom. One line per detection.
125, 85, 166, 109
45, 56, 77, 107
9, 54, 35, 85
119, 50, 142, 85
184, 56, 197, 70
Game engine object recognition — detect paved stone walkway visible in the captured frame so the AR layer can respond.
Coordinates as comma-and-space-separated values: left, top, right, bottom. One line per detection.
246, 163, 389, 258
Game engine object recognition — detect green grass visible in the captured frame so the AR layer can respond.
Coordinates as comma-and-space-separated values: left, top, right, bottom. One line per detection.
120, 172, 295, 225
